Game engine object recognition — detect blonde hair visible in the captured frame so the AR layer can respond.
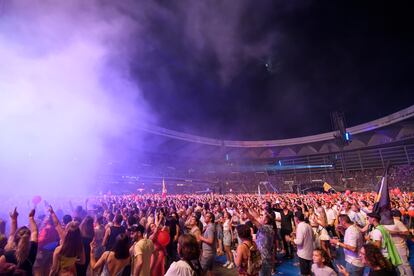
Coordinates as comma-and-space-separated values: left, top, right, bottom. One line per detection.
8, 226, 31, 266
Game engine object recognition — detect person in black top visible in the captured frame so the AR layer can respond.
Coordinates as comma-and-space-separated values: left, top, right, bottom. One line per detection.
0, 208, 38, 276
274, 201, 295, 258
166, 212, 180, 268
103, 214, 125, 251
76, 216, 95, 276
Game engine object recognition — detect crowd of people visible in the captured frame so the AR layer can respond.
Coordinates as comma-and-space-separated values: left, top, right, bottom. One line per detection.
0, 190, 414, 276
99, 164, 414, 195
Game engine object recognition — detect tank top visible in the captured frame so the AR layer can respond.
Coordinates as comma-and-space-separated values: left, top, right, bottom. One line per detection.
59, 255, 78, 273
237, 242, 250, 275
223, 220, 231, 232
100, 253, 125, 276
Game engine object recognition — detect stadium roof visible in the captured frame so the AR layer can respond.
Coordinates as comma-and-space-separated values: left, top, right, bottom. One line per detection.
137, 105, 414, 160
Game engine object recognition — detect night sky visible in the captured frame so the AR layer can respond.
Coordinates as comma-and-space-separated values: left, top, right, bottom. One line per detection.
128, 0, 414, 140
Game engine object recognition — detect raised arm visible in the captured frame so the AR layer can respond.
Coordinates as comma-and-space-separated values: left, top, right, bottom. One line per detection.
102, 226, 111, 248
9, 207, 18, 236
49, 206, 65, 241
149, 226, 159, 241
90, 249, 109, 272
5, 207, 18, 251
246, 209, 261, 229
28, 209, 38, 242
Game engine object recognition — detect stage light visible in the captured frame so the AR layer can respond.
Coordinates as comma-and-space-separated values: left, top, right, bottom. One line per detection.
344, 131, 351, 142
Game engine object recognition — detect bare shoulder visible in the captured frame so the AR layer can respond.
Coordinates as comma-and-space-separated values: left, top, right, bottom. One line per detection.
54, 245, 62, 255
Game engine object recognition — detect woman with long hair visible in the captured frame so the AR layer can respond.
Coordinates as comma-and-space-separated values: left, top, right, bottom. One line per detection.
316, 206, 328, 228
308, 207, 318, 228
338, 243, 397, 276
76, 216, 94, 276
311, 248, 336, 276
0, 208, 38, 276
90, 233, 130, 276
188, 215, 201, 243
360, 243, 397, 276
49, 221, 85, 276
165, 234, 201, 276
234, 224, 259, 276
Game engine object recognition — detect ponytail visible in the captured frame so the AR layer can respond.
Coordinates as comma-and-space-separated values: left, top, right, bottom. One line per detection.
15, 228, 31, 266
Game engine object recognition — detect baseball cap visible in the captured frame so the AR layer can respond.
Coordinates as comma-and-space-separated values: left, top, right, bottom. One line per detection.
367, 212, 381, 221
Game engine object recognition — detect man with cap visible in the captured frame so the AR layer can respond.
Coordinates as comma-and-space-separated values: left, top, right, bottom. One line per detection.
367, 212, 388, 257
129, 224, 154, 276
366, 213, 387, 254
366, 212, 402, 270
383, 210, 413, 276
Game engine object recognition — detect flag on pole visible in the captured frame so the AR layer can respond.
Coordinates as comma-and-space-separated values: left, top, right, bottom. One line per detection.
373, 163, 393, 225
323, 182, 335, 193
162, 178, 167, 200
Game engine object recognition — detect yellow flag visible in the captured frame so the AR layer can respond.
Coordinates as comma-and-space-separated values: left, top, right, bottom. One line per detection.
323, 182, 333, 192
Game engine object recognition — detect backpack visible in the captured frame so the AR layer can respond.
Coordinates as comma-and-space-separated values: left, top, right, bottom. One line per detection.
243, 242, 262, 276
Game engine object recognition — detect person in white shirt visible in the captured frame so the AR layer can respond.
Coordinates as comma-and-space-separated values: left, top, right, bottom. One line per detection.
314, 225, 330, 257
383, 210, 413, 276
341, 202, 356, 224
330, 214, 364, 276
274, 210, 282, 253
165, 234, 201, 276
351, 204, 366, 227
293, 212, 314, 276
367, 212, 388, 258
325, 203, 337, 236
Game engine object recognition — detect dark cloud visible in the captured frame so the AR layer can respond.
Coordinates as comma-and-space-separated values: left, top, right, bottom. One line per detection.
121, 0, 414, 140
117, 0, 413, 140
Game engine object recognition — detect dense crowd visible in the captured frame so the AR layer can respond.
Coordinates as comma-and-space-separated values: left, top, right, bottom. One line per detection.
99, 165, 414, 194
1, 190, 414, 276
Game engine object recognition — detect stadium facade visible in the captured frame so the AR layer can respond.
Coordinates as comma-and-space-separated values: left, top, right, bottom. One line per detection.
101, 105, 414, 194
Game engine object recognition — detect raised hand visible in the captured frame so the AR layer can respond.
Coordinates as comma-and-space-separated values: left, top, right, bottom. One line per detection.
91, 238, 97, 248
29, 209, 36, 218
10, 207, 18, 220
48, 205, 55, 214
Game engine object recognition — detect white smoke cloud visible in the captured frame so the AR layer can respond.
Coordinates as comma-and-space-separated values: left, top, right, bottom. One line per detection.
0, 1, 152, 196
